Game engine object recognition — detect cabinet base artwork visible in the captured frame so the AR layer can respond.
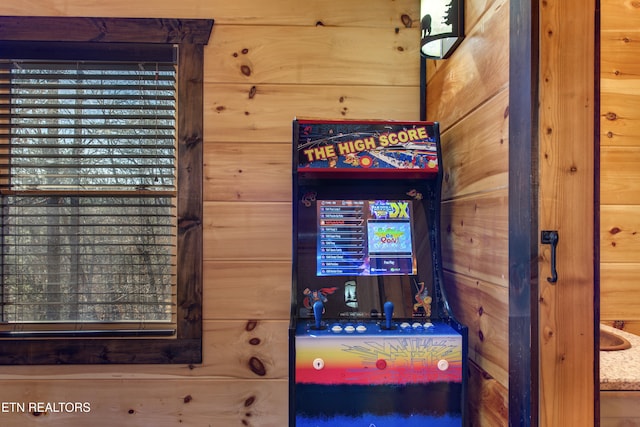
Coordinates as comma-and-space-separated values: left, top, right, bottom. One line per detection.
294, 320, 463, 427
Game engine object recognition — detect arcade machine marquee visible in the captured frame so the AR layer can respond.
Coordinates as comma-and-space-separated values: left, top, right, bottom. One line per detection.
290, 119, 468, 427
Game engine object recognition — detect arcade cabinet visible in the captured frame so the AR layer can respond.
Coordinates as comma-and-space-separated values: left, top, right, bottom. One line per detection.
289, 119, 468, 427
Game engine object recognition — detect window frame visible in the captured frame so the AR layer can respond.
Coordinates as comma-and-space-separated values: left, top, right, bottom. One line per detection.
0, 16, 213, 364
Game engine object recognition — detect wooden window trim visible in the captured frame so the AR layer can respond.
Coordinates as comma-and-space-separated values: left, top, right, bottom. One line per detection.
0, 16, 213, 364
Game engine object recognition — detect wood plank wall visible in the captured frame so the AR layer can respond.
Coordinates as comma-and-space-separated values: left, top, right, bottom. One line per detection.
600, 0, 640, 336
0, 1, 454, 426
426, 0, 510, 425
601, 2, 640, 424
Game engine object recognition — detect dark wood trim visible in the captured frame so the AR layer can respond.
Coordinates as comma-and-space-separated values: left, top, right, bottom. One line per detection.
176, 42, 205, 342
0, 16, 213, 45
594, 1, 601, 424
0, 16, 212, 365
508, 0, 540, 425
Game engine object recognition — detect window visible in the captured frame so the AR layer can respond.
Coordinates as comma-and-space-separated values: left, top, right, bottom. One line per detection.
0, 17, 213, 364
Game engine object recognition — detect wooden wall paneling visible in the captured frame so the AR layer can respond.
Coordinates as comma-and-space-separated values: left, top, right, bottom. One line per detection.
0, 378, 288, 426
425, 0, 511, 424
424, 0, 505, 87
467, 360, 509, 427
444, 271, 509, 387
600, 147, 640, 204
204, 201, 290, 261
201, 320, 288, 379
601, 0, 640, 31
0, 0, 419, 28
425, 0, 508, 130
0, 1, 471, 427
205, 26, 419, 86
203, 261, 291, 319
600, 31, 640, 76
601, 391, 640, 427
204, 142, 291, 202
601, 205, 640, 263
204, 84, 420, 143
440, 88, 509, 200
600, 93, 640, 147
440, 191, 509, 288
601, 263, 640, 323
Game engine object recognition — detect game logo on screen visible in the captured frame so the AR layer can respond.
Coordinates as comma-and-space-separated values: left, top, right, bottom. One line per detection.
317, 200, 417, 276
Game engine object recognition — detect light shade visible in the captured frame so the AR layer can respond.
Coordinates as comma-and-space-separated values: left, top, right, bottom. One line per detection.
420, 0, 464, 59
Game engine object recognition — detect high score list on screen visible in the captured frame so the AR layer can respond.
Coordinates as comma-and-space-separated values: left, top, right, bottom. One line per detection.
317, 200, 417, 277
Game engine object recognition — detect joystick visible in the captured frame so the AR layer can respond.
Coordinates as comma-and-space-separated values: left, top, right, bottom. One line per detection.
313, 300, 324, 330
383, 301, 395, 330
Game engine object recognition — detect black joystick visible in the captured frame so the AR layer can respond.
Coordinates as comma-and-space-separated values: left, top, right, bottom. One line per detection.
383, 301, 394, 330
313, 300, 324, 330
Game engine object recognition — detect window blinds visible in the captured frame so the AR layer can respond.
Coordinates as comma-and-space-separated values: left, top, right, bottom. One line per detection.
0, 48, 178, 328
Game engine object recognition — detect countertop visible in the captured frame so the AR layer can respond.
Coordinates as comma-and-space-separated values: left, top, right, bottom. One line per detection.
600, 324, 640, 390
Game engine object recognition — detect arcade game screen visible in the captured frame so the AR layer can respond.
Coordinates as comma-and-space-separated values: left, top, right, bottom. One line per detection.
317, 199, 417, 277
295, 186, 436, 322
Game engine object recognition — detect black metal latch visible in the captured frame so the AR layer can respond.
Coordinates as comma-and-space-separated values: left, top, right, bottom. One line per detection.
541, 230, 559, 283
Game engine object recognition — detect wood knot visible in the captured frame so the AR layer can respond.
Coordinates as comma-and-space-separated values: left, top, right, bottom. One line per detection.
248, 85, 257, 99
605, 112, 617, 121
249, 356, 267, 376
183, 395, 193, 404
400, 14, 412, 28
245, 320, 258, 331
244, 396, 256, 407
240, 65, 252, 76
610, 227, 621, 235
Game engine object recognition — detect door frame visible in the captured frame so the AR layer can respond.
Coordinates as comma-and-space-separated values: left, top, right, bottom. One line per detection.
508, 0, 540, 424
508, 1, 598, 426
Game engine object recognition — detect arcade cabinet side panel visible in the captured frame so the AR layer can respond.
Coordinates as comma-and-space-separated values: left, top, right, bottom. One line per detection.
290, 120, 302, 427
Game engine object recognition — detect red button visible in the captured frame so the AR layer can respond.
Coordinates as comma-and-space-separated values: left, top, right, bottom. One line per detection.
376, 359, 387, 370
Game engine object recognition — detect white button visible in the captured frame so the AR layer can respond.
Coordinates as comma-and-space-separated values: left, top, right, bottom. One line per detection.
400, 322, 411, 329
423, 322, 434, 328
356, 325, 367, 332
412, 322, 422, 329
313, 358, 325, 370
437, 359, 449, 371
344, 325, 355, 333
331, 325, 343, 333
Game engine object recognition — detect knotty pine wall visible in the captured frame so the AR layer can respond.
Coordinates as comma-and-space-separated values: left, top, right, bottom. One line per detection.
426, 0, 509, 425
0, 1, 512, 426
0, 1, 421, 426
600, 0, 640, 336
